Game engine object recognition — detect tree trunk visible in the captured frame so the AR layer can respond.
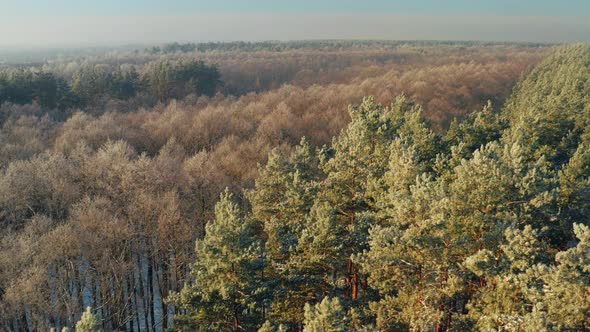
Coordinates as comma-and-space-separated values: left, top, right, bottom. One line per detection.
167, 253, 176, 330
352, 271, 358, 301
24, 305, 33, 332
152, 261, 164, 332
49, 264, 61, 331
94, 279, 105, 330
134, 253, 148, 332
234, 317, 240, 331
123, 276, 133, 332
146, 256, 155, 331
78, 257, 94, 311
12, 317, 20, 332
78, 257, 94, 310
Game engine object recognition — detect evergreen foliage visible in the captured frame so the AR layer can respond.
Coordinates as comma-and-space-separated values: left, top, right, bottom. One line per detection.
303, 297, 350, 332
173, 45, 590, 331
0, 59, 220, 111
75, 307, 100, 332
174, 189, 266, 330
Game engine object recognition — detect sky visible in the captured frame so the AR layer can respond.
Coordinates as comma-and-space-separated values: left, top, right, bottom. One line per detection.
0, 0, 589, 46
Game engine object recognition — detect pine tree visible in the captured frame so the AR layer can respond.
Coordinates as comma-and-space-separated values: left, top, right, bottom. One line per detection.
258, 320, 289, 332
247, 138, 320, 327
258, 320, 276, 332
249, 148, 292, 227
361, 175, 459, 331
464, 225, 548, 331
303, 297, 349, 332
555, 143, 590, 244
249, 138, 319, 266
75, 307, 100, 332
446, 100, 506, 156
501, 44, 590, 166
292, 201, 347, 296
543, 223, 590, 331
361, 137, 553, 330
317, 96, 420, 304
174, 189, 265, 331
368, 139, 429, 228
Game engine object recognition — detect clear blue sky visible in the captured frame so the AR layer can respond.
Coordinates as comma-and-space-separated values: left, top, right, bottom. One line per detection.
0, 0, 589, 46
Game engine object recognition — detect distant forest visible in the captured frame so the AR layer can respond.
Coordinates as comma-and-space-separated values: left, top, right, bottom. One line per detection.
2, 41, 589, 331
0, 58, 220, 112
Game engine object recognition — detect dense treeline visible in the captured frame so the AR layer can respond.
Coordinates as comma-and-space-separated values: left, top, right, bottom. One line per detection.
0, 44, 542, 168
31, 42, 544, 97
0, 41, 548, 65
0, 54, 538, 174
146, 40, 550, 54
172, 44, 590, 331
0, 59, 220, 112
0, 42, 552, 331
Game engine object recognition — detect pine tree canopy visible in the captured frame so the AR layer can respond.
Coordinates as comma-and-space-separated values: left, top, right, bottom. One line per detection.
174, 45, 590, 331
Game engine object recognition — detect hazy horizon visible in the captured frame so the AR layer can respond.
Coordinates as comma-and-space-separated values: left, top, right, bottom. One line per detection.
2, 3, 590, 331
0, 0, 589, 47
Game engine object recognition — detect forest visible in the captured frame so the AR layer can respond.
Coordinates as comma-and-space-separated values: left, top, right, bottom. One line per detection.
1, 41, 589, 331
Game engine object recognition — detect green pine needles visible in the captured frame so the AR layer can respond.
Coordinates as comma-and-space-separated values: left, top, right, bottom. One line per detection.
173, 45, 590, 331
